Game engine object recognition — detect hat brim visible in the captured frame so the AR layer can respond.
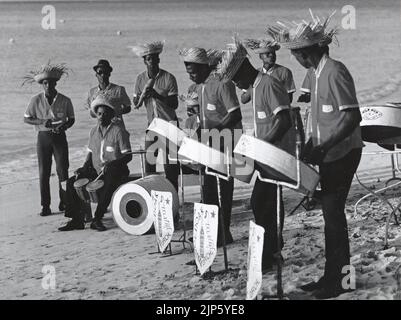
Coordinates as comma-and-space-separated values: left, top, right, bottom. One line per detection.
90, 102, 115, 115
282, 37, 331, 50
34, 73, 61, 84
93, 65, 113, 72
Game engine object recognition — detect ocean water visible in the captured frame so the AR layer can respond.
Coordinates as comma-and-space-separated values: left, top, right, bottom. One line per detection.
0, 0, 400, 183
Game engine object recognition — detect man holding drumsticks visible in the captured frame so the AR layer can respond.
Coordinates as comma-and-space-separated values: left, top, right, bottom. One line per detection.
267, 11, 363, 298
217, 37, 296, 272
58, 93, 132, 232
23, 62, 75, 217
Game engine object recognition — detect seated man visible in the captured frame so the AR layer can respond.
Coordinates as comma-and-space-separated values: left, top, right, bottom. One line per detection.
59, 93, 132, 232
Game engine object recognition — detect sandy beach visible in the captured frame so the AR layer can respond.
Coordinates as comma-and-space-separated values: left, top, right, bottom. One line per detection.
1, 0, 401, 300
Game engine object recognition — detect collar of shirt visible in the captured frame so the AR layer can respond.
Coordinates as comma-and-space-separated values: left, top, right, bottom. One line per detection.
96, 123, 113, 138
146, 70, 161, 81
314, 53, 329, 78
97, 83, 112, 92
262, 64, 276, 75
43, 92, 59, 106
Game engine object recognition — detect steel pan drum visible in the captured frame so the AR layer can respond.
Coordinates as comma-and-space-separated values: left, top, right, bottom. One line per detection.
73, 178, 90, 201
178, 137, 254, 183
112, 174, 179, 235
234, 134, 319, 196
86, 180, 104, 203
360, 103, 401, 143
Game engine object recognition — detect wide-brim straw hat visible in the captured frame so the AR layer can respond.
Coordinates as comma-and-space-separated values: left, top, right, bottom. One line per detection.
90, 93, 115, 115
266, 9, 338, 50
206, 49, 224, 66
215, 36, 248, 82
129, 41, 164, 57
243, 38, 281, 54
178, 47, 209, 65
22, 62, 69, 85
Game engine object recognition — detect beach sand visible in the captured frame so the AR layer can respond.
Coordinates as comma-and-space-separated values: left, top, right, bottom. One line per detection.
1, 0, 401, 300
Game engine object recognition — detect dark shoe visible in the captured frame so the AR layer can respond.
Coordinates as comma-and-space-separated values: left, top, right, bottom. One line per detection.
58, 201, 66, 212
90, 219, 107, 231
84, 211, 93, 223
313, 285, 354, 299
300, 277, 325, 292
40, 207, 52, 216
58, 220, 85, 231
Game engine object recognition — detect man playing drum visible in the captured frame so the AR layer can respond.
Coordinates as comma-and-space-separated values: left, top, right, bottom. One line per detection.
217, 38, 296, 272
241, 38, 296, 104
131, 41, 180, 191
179, 47, 243, 246
84, 59, 132, 128
23, 62, 75, 216
58, 93, 132, 232
267, 11, 363, 298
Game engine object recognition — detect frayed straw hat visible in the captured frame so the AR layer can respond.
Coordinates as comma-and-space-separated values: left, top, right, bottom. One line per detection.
266, 9, 338, 50
180, 90, 199, 107
215, 36, 248, 82
129, 41, 164, 57
90, 92, 116, 115
206, 49, 224, 66
178, 47, 209, 65
243, 38, 280, 54
22, 62, 69, 85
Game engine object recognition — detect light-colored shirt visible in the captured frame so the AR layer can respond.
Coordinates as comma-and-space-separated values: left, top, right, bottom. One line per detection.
300, 68, 314, 93
24, 92, 75, 132
197, 75, 242, 130
261, 63, 296, 94
87, 122, 132, 174
309, 54, 363, 162
85, 83, 131, 126
133, 68, 178, 124
251, 73, 295, 155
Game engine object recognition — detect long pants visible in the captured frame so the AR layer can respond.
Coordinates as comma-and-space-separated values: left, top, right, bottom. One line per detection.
319, 148, 362, 286
202, 172, 234, 243
144, 132, 179, 191
65, 164, 129, 222
37, 131, 69, 208
250, 177, 284, 266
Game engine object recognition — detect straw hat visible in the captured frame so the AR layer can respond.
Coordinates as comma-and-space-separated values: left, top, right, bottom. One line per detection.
266, 9, 338, 50
215, 36, 248, 82
90, 92, 116, 115
178, 47, 209, 65
243, 38, 280, 54
129, 41, 164, 57
180, 90, 199, 107
206, 49, 224, 66
22, 62, 69, 85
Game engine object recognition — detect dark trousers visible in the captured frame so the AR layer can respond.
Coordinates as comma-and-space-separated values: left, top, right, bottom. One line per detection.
145, 133, 179, 191
202, 172, 234, 242
251, 178, 284, 265
65, 164, 129, 222
319, 148, 362, 286
37, 131, 69, 208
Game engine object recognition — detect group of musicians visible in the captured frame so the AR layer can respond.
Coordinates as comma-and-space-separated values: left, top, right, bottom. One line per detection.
23, 11, 363, 299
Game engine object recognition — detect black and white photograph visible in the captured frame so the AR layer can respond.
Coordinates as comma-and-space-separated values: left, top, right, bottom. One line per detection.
1, 0, 401, 304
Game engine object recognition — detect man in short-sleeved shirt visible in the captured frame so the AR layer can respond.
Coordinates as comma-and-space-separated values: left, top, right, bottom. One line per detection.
23, 63, 75, 216
180, 47, 243, 246
268, 14, 363, 298
228, 48, 295, 271
85, 59, 131, 127
131, 41, 179, 191
59, 94, 132, 232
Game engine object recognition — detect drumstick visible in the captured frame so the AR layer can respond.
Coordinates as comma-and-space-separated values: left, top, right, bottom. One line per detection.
93, 170, 104, 182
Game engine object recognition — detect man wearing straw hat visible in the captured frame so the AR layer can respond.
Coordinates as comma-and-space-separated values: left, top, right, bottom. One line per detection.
130, 41, 179, 191
23, 62, 75, 217
179, 47, 243, 246
84, 59, 132, 128
267, 10, 363, 298
58, 93, 132, 232
242, 38, 296, 103
216, 38, 295, 272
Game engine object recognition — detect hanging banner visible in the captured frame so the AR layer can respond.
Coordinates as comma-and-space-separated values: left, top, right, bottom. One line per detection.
151, 190, 174, 253
246, 221, 265, 300
193, 202, 219, 275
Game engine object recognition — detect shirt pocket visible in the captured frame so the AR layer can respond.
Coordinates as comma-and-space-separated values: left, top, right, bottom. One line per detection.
206, 103, 217, 111
105, 146, 115, 152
